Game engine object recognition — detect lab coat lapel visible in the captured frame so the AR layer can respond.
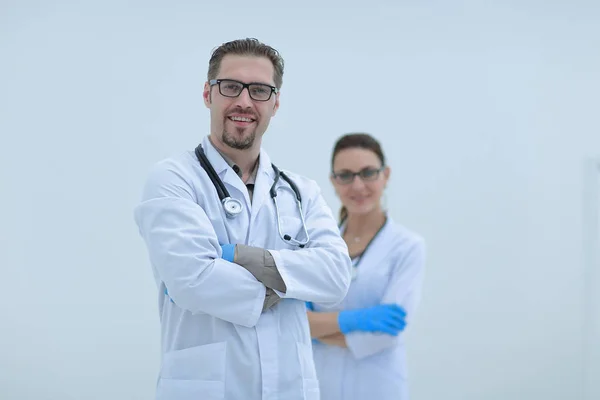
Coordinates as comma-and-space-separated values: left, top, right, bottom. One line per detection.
359, 219, 395, 266
249, 148, 274, 223
221, 169, 250, 208
201, 136, 251, 209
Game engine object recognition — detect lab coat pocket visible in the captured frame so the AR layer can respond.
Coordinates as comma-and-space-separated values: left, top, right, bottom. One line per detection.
302, 378, 320, 400
157, 342, 226, 400
297, 342, 320, 399
156, 378, 224, 400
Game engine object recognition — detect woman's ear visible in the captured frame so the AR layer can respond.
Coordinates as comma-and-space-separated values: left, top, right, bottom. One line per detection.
383, 165, 391, 182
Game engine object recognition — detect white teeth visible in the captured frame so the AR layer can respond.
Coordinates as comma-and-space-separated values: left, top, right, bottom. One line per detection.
230, 116, 253, 122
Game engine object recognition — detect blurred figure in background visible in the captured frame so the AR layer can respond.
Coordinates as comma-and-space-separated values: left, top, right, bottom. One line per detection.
307, 133, 426, 400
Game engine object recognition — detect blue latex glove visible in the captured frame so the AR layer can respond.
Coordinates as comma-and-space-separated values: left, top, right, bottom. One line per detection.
338, 304, 407, 336
220, 244, 235, 262
164, 288, 174, 303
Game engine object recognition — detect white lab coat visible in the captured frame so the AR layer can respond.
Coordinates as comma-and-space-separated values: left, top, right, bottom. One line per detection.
311, 218, 425, 400
134, 136, 352, 400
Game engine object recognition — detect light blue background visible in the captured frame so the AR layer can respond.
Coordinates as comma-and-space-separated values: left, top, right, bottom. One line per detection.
1, 1, 599, 399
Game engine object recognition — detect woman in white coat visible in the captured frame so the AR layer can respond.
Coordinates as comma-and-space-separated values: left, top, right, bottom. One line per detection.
307, 133, 426, 400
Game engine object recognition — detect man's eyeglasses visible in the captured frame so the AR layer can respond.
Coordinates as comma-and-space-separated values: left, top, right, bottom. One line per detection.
331, 167, 385, 185
209, 79, 278, 102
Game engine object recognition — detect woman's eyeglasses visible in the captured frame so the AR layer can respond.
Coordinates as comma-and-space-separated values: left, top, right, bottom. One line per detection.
331, 166, 385, 185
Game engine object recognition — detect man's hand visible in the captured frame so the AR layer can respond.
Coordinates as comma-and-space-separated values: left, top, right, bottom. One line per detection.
220, 244, 235, 262
220, 244, 283, 313
220, 244, 287, 293
263, 288, 281, 311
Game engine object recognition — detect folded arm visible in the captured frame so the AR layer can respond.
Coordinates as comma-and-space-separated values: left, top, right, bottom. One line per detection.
318, 332, 347, 347
134, 160, 266, 327
233, 244, 287, 293
345, 240, 426, 359
307, 310, 342, 338
268, 181, 353, 306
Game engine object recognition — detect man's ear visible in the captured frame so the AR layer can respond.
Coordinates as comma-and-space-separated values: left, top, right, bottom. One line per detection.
203, 82, 211, 108
271, 92, 280, 116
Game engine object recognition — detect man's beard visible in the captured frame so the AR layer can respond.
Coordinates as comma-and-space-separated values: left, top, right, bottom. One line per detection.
222, 127, 256, 150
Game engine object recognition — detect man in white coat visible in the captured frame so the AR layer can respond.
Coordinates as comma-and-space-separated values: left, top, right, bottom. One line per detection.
134, 38, 352, 400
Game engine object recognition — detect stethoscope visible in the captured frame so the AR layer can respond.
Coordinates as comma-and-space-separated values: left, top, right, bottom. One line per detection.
341, 217, 387, 280
195, 144, 310, 248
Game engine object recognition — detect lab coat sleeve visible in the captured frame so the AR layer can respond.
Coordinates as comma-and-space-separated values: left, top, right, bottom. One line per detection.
268, 181, 352, 307
345, 238, 426, 360
134, 159, 265, 327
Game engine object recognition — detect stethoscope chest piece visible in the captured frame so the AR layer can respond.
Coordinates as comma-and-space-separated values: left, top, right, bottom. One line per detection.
222, 197, 243, 219
195, 142, 310, 246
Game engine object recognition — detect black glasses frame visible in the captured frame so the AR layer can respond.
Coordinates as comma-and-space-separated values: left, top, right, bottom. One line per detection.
209, 79, 278, 102
331, 166, 386, 184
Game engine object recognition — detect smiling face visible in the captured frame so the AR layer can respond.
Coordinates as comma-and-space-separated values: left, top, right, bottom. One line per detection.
331, 147, 390, 216
203, 54, 280, 151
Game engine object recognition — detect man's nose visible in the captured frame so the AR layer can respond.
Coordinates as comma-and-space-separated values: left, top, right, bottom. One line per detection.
233, 87, 254, 108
